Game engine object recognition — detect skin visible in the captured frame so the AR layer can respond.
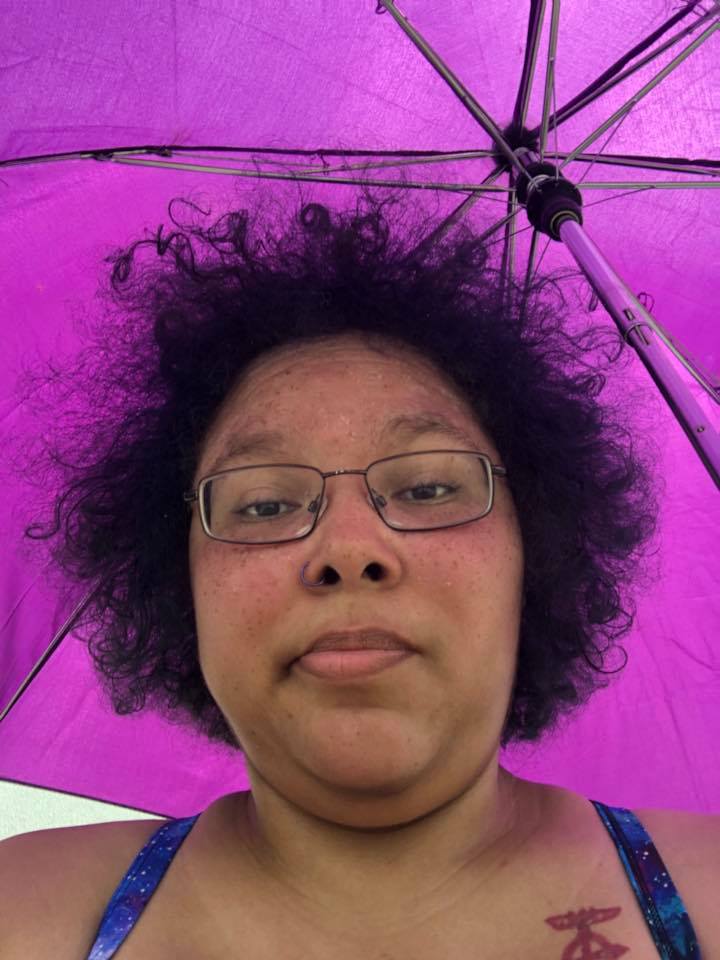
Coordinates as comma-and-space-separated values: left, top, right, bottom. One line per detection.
187, 332, 549, 940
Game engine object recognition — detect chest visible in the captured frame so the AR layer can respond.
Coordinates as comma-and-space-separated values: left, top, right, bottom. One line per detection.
163, 906, 674, 958
89, 892, 675, 960
79, 816, 687, 960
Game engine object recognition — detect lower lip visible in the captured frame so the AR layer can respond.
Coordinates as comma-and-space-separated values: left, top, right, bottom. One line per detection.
295, 649, 414, 680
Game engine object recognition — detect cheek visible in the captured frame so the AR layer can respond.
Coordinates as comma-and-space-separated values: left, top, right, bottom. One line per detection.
438, 520, 522, 586
431, 529, 523, 639
191, 544, 291, 661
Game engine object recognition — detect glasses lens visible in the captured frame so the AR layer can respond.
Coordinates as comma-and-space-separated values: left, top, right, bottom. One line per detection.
203, 452, 491, 543
204, 465, 322, 543
369, 451, 491, 530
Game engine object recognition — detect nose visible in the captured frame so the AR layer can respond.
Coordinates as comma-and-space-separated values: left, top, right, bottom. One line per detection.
313, 474, 382, 526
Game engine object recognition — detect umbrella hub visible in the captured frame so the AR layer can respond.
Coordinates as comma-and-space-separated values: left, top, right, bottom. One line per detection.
515, 156, 584, 242
494, 121, 541, 160
491, 124, 583, 242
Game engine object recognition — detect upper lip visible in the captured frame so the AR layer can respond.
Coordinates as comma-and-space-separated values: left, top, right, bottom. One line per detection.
298, 627, 417, 659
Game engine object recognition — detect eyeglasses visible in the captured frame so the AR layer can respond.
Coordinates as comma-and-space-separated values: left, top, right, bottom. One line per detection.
183, 450, 508, 545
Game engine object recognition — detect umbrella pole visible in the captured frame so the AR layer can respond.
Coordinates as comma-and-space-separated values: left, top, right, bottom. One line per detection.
515, 151, 720, 490
376, 0, 719, 489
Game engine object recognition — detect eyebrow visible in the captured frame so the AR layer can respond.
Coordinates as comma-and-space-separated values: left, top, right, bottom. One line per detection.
206, 413, 482, 475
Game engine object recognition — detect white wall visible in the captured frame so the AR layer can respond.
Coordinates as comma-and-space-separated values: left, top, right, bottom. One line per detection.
0, 781, 158, 842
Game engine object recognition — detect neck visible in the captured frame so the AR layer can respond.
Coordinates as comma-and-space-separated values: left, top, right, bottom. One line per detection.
228, 766, 547, 933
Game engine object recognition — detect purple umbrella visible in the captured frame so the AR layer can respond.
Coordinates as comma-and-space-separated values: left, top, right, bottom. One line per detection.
1, 0, 718, 822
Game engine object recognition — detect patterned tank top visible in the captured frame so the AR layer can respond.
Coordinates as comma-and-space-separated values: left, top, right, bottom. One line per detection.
85, 799, 702, 959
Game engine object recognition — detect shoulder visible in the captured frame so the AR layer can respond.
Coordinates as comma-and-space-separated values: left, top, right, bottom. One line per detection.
551, 787, 720, 955
0, 818, 168, 960
631, 805, 720, 953
631, 804, 720, 866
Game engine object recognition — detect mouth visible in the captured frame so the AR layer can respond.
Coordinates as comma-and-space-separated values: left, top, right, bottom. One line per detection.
300, 627, 417, 659
294, 647, 416, 681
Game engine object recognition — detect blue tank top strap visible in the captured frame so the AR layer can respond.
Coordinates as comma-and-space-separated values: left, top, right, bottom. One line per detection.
88, 802, 704, 960
86, 814, 200, 960
590, 800, 702, 959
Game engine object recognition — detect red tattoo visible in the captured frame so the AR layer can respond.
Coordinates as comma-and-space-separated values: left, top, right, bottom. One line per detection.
546, 906, 629, 959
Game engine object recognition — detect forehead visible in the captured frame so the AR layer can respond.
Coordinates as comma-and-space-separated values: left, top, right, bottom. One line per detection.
199, 335, 495, 473
236, 334, 463, 400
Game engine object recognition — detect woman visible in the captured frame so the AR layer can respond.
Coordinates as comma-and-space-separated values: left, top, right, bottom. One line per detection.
1, 191, 717, 958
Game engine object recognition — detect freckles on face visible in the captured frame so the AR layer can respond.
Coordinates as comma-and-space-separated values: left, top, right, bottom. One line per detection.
189, 536, 288, 679
189, 508, 523, 762
187, 338, 524, 759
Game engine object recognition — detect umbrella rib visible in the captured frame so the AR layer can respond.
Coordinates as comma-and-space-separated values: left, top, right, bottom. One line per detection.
0, 590, 97, 725
579, 181, 720, 190
376, 0, 526, 178
14, 147, 708, 200
547, 154, 720, 178
4, 151, 717, 200
3, 148, 719, 181
527, 234, 554, 290
403, 189, 491, 263
108, 158, 516, 195
406, 162, 524, 262
107, 157, 720, 194
560, 18, 720, 170
1, 3, 716, 177
570, 102, 636, 193
516, 0, 560, 309
513, 0, 548, 131
265, 152, 720, 182
499, 172, 518, 302
521, 228, 543, 315
539, 0, 561, 161
479, 210, 528, 246
167, 148, 720, 181
481, 180, 719, 275
529, 0, 717, 144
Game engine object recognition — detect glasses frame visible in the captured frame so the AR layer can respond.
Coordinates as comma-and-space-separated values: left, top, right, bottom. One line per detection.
183, 449, 508, 546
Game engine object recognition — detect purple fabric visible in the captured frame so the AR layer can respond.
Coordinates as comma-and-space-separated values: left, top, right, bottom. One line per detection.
0, 1, 718, 818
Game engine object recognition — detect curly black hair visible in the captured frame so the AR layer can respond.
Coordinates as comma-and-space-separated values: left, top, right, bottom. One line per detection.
7, 186, 664, 753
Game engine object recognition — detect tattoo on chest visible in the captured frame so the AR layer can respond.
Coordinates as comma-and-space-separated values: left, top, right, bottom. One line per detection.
546, 906, 629, 959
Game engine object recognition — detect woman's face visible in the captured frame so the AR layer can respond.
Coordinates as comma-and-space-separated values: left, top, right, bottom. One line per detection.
188, 334, 524, 823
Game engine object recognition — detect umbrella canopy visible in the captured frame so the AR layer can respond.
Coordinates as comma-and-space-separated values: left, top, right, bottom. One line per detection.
1, 0, 718, 821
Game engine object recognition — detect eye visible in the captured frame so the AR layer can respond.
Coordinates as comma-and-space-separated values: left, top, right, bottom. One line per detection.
233, 498, 300, 520
396, 482, 459, 502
